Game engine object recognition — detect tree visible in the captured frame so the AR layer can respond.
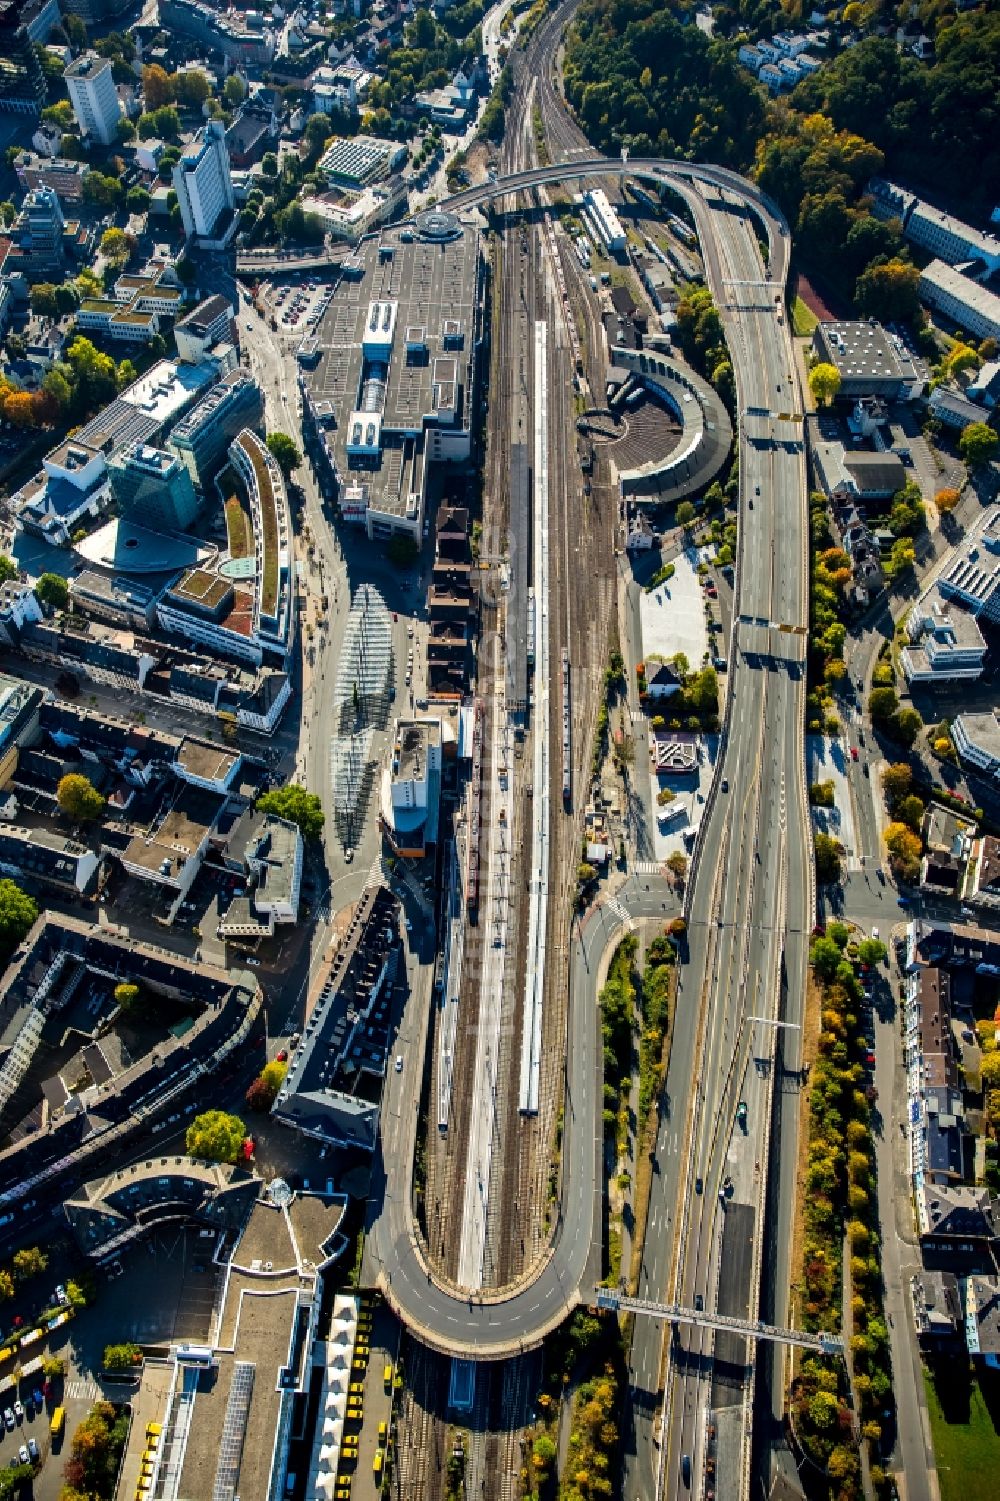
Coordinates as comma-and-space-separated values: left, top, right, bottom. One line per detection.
809, 362, 842, 407
894, 707, 923, 747
854, 258, 921, 323
959, 421, 998, 467
256, 785, 324, 840
223, 74, 246, 109
35, 572, 68, 610
676, 500, 696, 528
868, 686, 899, 724
814, 832, 843, 885
99, 227, 130, 265
244, 1076, 275, 1113
41, 1353, 65, 1379
885, 821, 922, 882
0, 1270, 13, 1301
266, 431, 302, 477
0, 202, 14, 228
0, 556, 16, 585
0, 879, 38, 959
57, 772, 106, 823
882, 762, 912, 807
857, 938, 887, 967
261, 151, 279, 178
934, 487, 960, 514
895, 793, 925, 832
117, 116, 136, 142
82, 171, 123, 210
11, 1246, 47, 1282
142, 63, 173, 110
981, 1051, 1000, 1087
172, 70, 210, 110
64, 12, 87, 46
126, 185, 151, 213
102, 1343, 141, 1371
114, 983, 139, 1012
811, 935, 844, 981
186, 1110, 246, 1164
30, 283, 58, 318
666, 851, 688, 880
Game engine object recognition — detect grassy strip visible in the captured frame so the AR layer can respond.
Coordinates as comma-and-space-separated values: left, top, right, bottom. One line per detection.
223, 490, 252, 560
532, 103, 550, 167
599, 934, 637, 1151
792, 295, 819, 336
924, 1365, 1000, 1501
628, 931, 677, 1293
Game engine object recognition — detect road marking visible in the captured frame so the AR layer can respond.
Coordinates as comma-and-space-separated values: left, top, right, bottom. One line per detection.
65, 1379, 101, 1402
633, 861, 662, 876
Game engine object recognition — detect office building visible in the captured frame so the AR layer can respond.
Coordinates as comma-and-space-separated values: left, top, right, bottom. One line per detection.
64, 53, 122, 146
9, 185, 64, 280
172, 120, 236, 244
159, 0, 277, 67
919, 260, 1000, 342
108, 443, 200, 533
937, 506, 1000, 623
0, 0, 46, 115
902, 588, 988, 685
953, 711, 1000, 783
13, 152, 87, 200
169, 371, 264, 490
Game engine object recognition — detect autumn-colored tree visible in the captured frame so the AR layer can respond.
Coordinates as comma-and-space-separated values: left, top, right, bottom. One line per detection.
12, 1245, 47, 1281
934, 487, 960, 514
57, 772, 106, 822
142, 64, 173, 109
809, 361, 842, 407
0, 1269, 14, 1300
980, 1050, 1000, 1087
3, 390, 38, 429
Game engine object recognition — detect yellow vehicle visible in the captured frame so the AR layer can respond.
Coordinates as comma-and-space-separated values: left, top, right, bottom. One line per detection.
336, 1491, 351, 1501
383, 1364, 392, 1391
373, 1453, 383, 1477
348, 1382, 364, 1396
50, 1406, 65, 1438
351, 1360, 366, 1374
146, 1423, 162, 1438
377, 1421, 387, 1445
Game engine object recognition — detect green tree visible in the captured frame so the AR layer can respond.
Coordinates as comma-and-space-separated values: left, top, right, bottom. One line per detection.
814, 832, 843, 885
56, 772, 106, 823
126, 185, 151, 213
811, 935, 844, 981
102, 1342, 141, 1371
809, 362, 842, 407
868, 686, 899, 724
261, 151, 279, 177
223, 74, 246, 109
881, 761, 912, 807
171, 70, 210, 110
30, 283, 58, 318
0, 879, 38, 959
0, 556, 16, 585
959, 421, 998, 467
676, 500, 696, 528
35, 572, 68, 610
81, 171, 123, 210
857, 938, 886, 967
64, 12, 87, 46
266, 431, 302, 477
256, 785, 325, 840
0, 1270, 13, 1301
854, 258, 921, 323
186, 1110, 246, 1164
894, 707, 923, 746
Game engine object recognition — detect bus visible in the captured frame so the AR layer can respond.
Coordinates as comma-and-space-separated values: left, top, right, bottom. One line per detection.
50, 1406, 65, 1438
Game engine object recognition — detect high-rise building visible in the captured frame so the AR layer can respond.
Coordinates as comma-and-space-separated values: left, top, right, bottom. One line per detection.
168, 371, 265, 489
0, 0, 47, 115
7, 184, 65, 279
172, 120, 235, 242
108, 443, 200, 533
64, 52, 123, 146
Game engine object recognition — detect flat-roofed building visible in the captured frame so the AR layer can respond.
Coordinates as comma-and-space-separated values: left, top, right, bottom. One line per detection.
380, 717, 443, 858
169, 371, 264, 490
12, 151, 87, 199
108, 443, 200, 532
118, 782, 225, 895
937, 505, 1000, 623
953, 710, 1000, 783
317, 134, 405, 189
812, 320, 927, 399
0, 822, 100, 896
903, 586, 988, 684
172, 120, 236, 244
301, 210, 483, 541
65, 1157, 258, 1261
64, 52, 122, 146
173, 735, 242, 794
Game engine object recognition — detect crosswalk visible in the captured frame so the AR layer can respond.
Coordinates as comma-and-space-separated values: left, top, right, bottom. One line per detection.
606, 897, 631, 926
633, 861, 662, 876
65, 1378, 101, 1402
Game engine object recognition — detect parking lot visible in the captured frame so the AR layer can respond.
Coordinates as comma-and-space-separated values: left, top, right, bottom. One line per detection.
266, 277, 336, 336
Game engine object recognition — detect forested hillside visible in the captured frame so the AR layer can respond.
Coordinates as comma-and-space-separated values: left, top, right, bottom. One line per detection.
562, 2, 766, 166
